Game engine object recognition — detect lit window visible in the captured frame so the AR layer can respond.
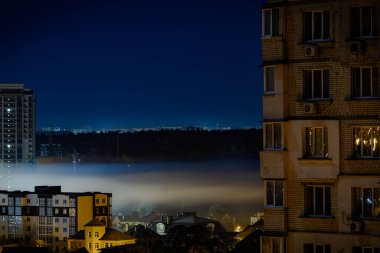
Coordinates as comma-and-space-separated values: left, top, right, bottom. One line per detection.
264, 66, 275, 93
95, 232, 99, 238
352, 7, 377, 38
352, 187, 380, 218
305, 185, 331, 216
265, 180, 284, 207
304, 127, 328, 157
262, 8, 280, 37
353, 127, 380, 158
304, 10, 329, 41
264, 123, 282, 150
304, 244, 331, 253
352, 67, 378, 98
95, 243, 99, 249
304, 70, 329, 99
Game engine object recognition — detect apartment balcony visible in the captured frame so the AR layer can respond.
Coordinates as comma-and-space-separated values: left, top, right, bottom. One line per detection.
260, 150, 287, 179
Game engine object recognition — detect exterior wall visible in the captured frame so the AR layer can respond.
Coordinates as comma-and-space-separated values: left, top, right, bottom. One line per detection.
85, 225, 106, 253
77, 196, 93, 231
261, 0, 380, 252
288, 232, 380, 253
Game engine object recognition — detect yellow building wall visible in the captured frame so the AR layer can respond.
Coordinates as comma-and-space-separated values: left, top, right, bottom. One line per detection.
77, 196, 94, 231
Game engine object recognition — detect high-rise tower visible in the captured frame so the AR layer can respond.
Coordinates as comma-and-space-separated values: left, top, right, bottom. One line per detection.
0, 84, 35, 189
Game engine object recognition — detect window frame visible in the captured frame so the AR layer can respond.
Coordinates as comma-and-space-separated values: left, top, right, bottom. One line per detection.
261, 236, 285, 253
264, 122, 283, 150
352, 67, 374, 98
265, 180, 284, 208
352, 187, 380, 218
304, 10, 330, 41
352, 246, 380, 253
304, 127, 328, 158
353, 126, 380, 158
304, 243, 331, 253
304, 69, 329, 100
305, 185, 332, 217
262, 8, 281, 38
264, 66, 275, 94
351, 6, 377, 38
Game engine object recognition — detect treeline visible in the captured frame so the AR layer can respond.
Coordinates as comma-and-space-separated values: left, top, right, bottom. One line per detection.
36, 128, 262, 162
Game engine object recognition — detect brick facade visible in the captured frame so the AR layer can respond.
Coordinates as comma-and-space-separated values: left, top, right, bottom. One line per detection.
261, 0, 380, 252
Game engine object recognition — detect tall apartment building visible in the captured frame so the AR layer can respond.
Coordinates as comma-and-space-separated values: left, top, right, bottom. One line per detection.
0, 186, 112, 253
260, 1, 380, 252
0, 84, 35, 189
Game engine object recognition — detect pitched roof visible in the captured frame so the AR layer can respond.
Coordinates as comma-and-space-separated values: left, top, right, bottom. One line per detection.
69, 230, 85, 240
85, 219, 106, 227
99, 228, 136, 241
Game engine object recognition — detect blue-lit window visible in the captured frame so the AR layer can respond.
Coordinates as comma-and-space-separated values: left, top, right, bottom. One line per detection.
353, 187, 380, 218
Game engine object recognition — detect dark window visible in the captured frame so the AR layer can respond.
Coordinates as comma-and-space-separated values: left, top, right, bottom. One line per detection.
305, 127, 328, 157
304, 244, 331, 253
305, 186, 331, 216
266, 180, 284, 207
304, 11, 329, 41
265, 66, 275, 93
265, 123, 282, 150
263, 8, 280, 36
305, 70, 329, 99
352, 7, 377, 38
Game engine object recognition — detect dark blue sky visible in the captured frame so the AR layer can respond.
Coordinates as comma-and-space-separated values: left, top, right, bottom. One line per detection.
0, 0, 264, 130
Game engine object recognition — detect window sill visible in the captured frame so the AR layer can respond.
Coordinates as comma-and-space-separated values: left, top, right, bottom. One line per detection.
300, 39, 334, 45
263, 148, 287, 152
261, 35, 283, 40
301, 98, 332, 102
350, 217, 380, 221
300, 214, 334, 219
298, 157, 331, 161
346, 156, 380, 160
345, 97, 379, 101
264, 205, 284, 209
264, 92, 275, 96
350, 36, 379, 41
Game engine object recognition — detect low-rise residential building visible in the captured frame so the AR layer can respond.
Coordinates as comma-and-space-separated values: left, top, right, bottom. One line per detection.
67, 219, 137, 253
0, 186, 112, 252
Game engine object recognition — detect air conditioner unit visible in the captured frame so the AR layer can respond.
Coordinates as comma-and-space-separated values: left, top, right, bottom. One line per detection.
350, 221, 364, 232
305, 46, 318, 57
350, 41, 364, 54
303, 103, 317, 114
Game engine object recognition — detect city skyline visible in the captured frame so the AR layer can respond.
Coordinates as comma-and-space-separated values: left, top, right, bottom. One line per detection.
0, 0, 264, 130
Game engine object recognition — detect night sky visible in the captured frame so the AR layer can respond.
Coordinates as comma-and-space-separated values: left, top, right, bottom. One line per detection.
0, 0, 264, 130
